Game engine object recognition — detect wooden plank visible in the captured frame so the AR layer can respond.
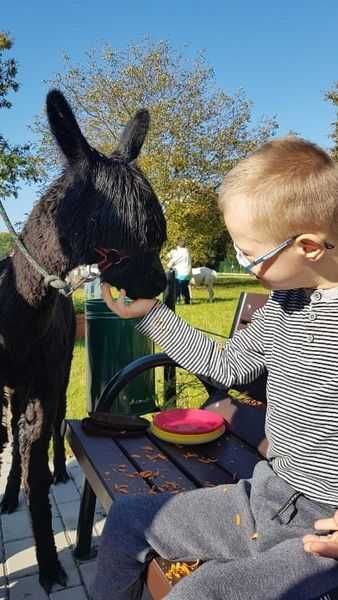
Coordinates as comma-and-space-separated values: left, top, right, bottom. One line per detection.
197, 433, 261, 480
147, 434, 233, 487
206, 396, 268, 456
66, 421, 152, 511
151, 432, 260, 484
117, 435, 197, 494
229, 292, 268, 335
238, 293, 268, 326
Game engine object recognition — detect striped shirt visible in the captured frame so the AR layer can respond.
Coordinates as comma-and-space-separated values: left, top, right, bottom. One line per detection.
136, 286, 338, 506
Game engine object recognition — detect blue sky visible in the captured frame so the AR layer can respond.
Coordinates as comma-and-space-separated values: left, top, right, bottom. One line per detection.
2, 0, 338, 230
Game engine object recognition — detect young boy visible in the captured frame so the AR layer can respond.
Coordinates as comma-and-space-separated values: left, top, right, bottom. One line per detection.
93, 137, 338, 600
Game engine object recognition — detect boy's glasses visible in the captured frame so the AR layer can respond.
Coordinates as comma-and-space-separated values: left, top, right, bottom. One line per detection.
234, 236, 335, 274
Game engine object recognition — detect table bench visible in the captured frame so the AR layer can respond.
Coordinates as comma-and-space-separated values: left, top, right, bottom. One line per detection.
67, 395, 267, 595
66, 293, 337, 599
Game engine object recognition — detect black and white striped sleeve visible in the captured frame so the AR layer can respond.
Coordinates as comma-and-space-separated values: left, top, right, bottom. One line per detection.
136, 301, 267, 388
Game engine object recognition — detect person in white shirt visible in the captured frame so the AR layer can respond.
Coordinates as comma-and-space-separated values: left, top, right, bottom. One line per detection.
167, 240, 192, 304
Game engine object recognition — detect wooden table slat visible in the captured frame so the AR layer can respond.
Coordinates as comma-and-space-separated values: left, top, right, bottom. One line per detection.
198, 433, 262, 480
116, 436, 198, 494
147, 434, 234, 487
206, 397, 268, 456
66, 421, 152, 508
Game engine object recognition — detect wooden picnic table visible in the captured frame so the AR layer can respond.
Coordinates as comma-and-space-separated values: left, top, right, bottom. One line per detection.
66, 397, 266, 598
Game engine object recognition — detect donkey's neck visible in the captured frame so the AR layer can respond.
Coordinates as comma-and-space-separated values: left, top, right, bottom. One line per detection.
11, 188, 77, 306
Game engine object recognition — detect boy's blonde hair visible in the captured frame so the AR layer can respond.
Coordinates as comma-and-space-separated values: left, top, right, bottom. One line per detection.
219, 136, 338, 241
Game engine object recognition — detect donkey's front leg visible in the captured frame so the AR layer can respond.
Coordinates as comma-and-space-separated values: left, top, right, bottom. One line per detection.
1, 391, 23, 513
20, 399, 67, 593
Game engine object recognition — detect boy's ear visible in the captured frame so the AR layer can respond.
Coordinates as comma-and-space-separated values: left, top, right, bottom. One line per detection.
298, 235, 326, 260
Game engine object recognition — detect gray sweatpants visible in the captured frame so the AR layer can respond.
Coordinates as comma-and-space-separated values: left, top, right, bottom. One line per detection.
92, 461, 338, 600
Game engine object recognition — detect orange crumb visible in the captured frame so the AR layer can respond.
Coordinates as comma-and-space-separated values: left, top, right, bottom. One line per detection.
114, 484, 129, 494
234, 513, 241, 526
165, 560, 201, 582
139, 470, 154, 479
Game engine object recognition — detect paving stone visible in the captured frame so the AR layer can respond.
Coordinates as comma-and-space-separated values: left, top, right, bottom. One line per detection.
79, 555, 150, 600
93, 514, 106, 538
6, 537, 38, 579
0, 455, 110, 599
57, 501, 105, 545
52, 517, 68, 539
66, 457, 79, 470
56, 501, 80, 531
52, 480, 80, 504
2, 510, 32, 542
48, 547, 81, 591
68, 461, 81, 473
95, 499, 106, 516
0, 489, 30, 512
0, 562, 6, 600
54, 530, 70, 552
0, 540, 5, 562
8, 573, 48, 600
50, 585, 88, 600
0, 578, 6, 600
50, 495, 61, 518
79, 560, 96, 595
70, 471, 84, 494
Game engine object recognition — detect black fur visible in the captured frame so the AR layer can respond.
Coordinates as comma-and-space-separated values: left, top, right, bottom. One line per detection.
0, 90, 166, 592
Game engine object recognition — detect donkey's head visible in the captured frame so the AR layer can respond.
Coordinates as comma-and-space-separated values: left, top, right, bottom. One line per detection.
46, 90, 167, 299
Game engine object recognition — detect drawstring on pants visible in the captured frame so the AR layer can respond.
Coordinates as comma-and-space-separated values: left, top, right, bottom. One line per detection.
271, 491, 303, 523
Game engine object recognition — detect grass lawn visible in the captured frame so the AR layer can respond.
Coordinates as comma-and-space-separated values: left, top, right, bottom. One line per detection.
66, 276, 264, 422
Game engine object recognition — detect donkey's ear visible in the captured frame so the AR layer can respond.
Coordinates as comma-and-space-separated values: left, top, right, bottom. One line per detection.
116, 109, 150, 162
46, 89, 92, 163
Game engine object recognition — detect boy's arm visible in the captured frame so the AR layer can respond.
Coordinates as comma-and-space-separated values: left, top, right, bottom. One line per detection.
135, 300, 267, 388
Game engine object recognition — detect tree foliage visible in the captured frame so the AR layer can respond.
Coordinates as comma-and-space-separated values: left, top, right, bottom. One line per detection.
34, 39, 278, 264
0, 231, 13, 258
325, 84, 338, 161
0, 33, 40, 200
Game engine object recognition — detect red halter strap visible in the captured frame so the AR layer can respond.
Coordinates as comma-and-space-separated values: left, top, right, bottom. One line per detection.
95, 246, 161, 273
95, 247, 130, 273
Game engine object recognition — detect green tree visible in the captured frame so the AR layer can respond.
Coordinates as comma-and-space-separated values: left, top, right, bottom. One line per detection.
34, 39, 278, 263
0, 33, 40, 200
0, 231, 13, 258
325, 84, 338, 160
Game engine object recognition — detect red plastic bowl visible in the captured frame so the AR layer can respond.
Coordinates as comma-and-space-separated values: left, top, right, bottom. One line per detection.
153, 408, 225, 435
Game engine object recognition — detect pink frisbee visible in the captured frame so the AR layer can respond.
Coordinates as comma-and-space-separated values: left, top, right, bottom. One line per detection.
153, 408, 225, 435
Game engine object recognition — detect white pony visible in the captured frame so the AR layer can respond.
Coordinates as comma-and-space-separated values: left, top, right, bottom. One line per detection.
190, 266, 217, 302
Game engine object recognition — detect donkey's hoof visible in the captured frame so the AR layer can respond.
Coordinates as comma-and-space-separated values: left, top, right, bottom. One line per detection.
1, 492, 19, 514
39, 561, 67, 593
53, 469, 70, 484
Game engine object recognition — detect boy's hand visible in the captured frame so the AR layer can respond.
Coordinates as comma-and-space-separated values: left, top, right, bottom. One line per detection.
303, 510, 338, 558
101, 283, 158, 319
